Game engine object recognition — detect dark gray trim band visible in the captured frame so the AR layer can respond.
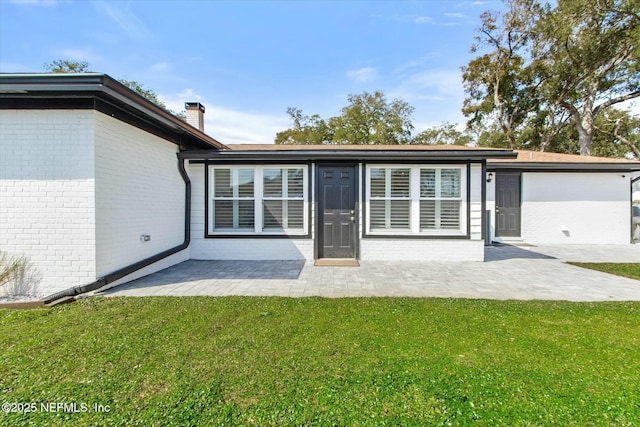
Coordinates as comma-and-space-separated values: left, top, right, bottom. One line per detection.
180, 149, 517, 162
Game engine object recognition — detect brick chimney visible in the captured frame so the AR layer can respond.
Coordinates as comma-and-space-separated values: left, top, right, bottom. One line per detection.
185, 102, 205, 132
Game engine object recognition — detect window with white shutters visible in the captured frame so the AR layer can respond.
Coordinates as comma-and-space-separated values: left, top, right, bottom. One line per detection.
420, 168, 462, 230
209, 165, 308, 235
369, 168, 411, 231
367, 165, 466, 236
212, 168, 255, 231
263, 167, 305, 232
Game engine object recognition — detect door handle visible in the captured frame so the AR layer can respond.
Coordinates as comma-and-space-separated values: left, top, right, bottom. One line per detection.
350, 210, 355, 215
350, 216, 355, 222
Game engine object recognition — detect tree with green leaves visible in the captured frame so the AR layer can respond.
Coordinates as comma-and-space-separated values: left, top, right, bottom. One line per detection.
274, 108, 333, 145
275, 91, 414, 145
462, 0, 543, 150
44, 60, 186, 121
463, 0, 640, 156
45, 59, 90, 73
412, 122, 472, 146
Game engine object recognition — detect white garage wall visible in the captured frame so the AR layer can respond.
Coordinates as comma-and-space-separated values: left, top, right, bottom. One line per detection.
0, 110, 96, 296
94, 111, 189, 278
521, 172, 631, 244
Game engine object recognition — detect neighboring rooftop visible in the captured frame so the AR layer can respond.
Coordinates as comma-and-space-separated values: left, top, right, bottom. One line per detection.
493, 150, 639, 164
225, 144, 507, 151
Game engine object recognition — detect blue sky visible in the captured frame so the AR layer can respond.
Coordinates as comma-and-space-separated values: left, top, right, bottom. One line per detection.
0, 0, 504, 145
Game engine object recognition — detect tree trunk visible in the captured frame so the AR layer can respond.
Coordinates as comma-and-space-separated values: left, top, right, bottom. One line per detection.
577, 125, 592, 156
577, 94, 595, 156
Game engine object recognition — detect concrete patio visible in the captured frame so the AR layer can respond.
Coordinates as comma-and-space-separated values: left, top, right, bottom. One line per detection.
98, 244, 640, 301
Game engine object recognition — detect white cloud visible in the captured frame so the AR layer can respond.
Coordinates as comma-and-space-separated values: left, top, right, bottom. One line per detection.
391, 63, 464, 101
346, 67, 379, 84
94, 0, 153, 42
175, 88, 202, 102
413, 16, 434, 24
389, 64, 468, 128
57, 48, 103, 63
150, 62, 171, 72
162, 91, 288, 145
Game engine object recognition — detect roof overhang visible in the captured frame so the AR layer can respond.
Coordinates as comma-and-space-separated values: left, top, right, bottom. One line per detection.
0, 73, 227, 150
179, 148, 517, 162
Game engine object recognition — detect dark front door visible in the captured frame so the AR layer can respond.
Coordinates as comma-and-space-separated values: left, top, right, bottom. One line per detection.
318, 165, 357, 258
495, 173, 521, 237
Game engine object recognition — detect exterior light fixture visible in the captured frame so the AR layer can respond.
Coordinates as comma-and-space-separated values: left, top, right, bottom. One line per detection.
486, 172, 494, 183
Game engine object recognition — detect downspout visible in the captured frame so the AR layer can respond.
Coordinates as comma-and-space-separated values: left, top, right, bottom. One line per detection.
44, 156, 191, 304
632, 175, 640, 244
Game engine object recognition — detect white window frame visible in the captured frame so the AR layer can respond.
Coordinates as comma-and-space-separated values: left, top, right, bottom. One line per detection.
366, 164, 467, 236
368, 167, 412, 232
208, 165, 309, 236
419, 167, 464, 233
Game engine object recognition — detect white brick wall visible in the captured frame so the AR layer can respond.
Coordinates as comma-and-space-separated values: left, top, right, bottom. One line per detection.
94, 112, 188, 277
0, 110, 96, 296
360, 240, 484, 261
521, 172, 630, 244
469, 163, 483, 240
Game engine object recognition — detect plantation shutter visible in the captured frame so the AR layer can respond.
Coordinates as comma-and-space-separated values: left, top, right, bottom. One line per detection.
263, 167, 305, 231
370, 168, 411, 230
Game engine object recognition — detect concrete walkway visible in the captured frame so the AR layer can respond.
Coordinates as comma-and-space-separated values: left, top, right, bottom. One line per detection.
99, 245, 640, 301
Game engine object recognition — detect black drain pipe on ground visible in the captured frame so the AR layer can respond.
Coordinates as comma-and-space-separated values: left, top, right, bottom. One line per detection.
43, 156, 191, 304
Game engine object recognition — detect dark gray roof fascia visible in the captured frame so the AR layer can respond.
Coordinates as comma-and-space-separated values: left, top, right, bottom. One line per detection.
0, 73, 227, 150
179, 148, 517, 162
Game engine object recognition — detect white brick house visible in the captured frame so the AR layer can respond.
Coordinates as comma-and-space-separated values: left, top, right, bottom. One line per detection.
1, 73, 639, 300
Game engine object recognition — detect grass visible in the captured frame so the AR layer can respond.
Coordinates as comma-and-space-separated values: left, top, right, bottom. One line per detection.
568, 262, 640, 281
1, 297, 639, 426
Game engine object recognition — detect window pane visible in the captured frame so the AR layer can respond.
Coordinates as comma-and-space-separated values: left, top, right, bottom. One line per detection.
263, 168, 282, 197
263, 200, 304, 230
214, 168, 254, 198
440, 200, 461, 229
287, 168, 304, 198
370, 168, 386, 197
213, 200, 233, 229
213, 200, 254, 230
420, 169, 436, 198
420, 200, 460, 230
389, 200, 411, 229
214, 169, 231, 197
369, 200, 410, 230
441, 169, 461, 198
390, 169, 410, 197
420, 200, 436, 230
237, 169, 255, 198
237, 200, 255, 228
369, 200, 386, 230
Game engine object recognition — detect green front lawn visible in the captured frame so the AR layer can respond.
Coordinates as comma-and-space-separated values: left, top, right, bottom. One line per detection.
568, 262, 640, 281
1, 297, 639, 426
